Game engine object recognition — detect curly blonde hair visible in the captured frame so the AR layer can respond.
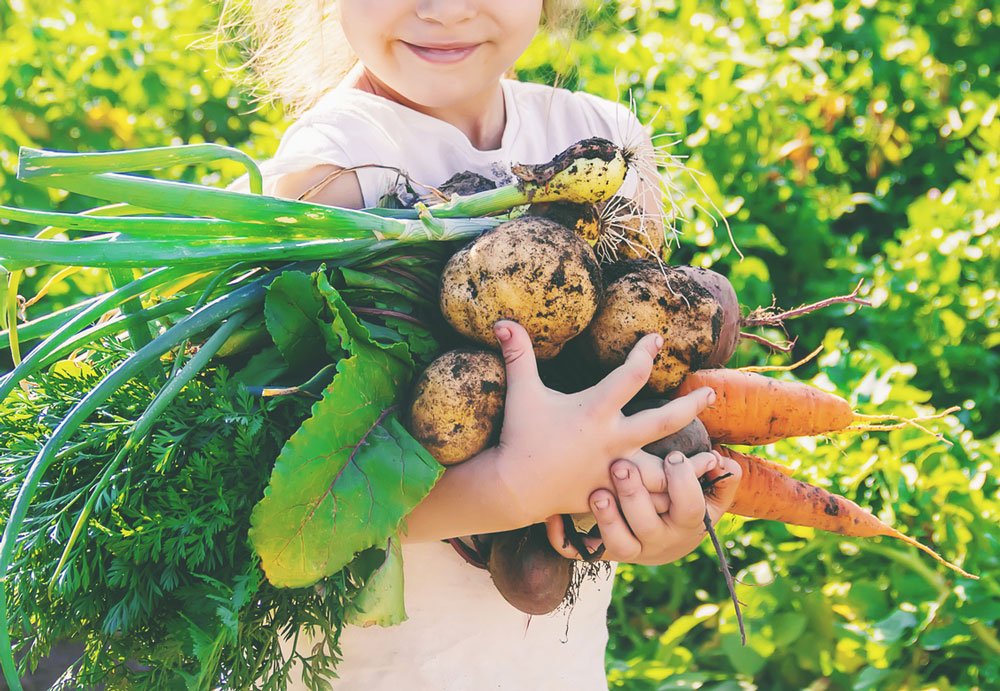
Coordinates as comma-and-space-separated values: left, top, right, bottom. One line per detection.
215, 0, 585, 117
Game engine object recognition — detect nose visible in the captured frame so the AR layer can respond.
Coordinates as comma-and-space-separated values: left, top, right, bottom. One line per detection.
415, 0, 477, 24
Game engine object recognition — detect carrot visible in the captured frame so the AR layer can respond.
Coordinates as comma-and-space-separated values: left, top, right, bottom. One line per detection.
676, 369, 851, 444
715, 446, 976, 579
677, 369, 955, 445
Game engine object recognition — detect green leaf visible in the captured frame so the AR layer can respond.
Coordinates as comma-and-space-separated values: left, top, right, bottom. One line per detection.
339, 266, 427, 305
769, 612, 808, 648
720, 632, 767, 676
231, 346, 289, 387
315, 269, 398, 358
249, 346, 441, 588
263, 270, 328, 365
346, 537, 407, 628
871, 610, 918, 644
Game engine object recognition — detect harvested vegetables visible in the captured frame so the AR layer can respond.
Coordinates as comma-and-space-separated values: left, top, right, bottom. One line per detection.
675, 368, 857, 444
0, 138, 633, 689
0, 133, 974, 690
586, 263, 723, 391
439, 215, 603, 359
487, 523, 574, 616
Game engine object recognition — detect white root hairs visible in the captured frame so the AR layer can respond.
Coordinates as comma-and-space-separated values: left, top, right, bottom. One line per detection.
612, 84, 744, 261
595, 195, 691, 307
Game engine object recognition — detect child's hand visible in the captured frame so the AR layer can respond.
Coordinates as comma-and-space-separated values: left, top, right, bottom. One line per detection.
543, 450, 742, 565
491, 320, 716, 525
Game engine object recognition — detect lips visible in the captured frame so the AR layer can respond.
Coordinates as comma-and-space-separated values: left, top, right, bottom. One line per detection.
402, 41, 481, 64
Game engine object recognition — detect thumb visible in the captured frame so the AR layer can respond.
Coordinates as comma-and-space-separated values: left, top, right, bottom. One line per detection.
494, 320, 540, 395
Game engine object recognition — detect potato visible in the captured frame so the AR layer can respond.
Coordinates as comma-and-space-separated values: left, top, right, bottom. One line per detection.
487, 523, 573, 615
407, 349, 506, 465
526, 201, 601, 246
586, 262, 723, 393
439, 216, 602, 359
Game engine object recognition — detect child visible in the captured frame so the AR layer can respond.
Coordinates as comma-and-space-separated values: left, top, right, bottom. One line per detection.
224, 1, 742, 688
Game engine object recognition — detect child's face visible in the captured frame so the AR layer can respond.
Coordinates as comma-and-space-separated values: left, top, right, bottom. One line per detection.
340, 0, 543, 108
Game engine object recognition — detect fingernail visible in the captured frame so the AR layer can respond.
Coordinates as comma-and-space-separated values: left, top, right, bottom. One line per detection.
667, 452, 685, 465
613, 465, 630, 480
654, 334, 664, 349
595, 497, 610, 510
494, 326, 511, 342
707, 389, 717, 405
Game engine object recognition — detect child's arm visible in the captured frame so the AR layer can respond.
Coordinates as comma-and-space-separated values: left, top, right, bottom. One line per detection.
271, 164, 365, 208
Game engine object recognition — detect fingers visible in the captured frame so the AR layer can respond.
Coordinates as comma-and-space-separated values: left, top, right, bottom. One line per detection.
608, 460, 668, 546
545, 514, 604, 560
544, 514, 577, 559
587, 333, 663, 413
703, 452, 743, 525
589, 489, 642, 561
628, 449, 670, 495
662, 451, 718, 530
650, 491, 670, 514
493, 320, 540, 399
622, 387, 716, 449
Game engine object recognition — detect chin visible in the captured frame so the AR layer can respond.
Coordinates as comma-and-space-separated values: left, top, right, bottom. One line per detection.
393, 79, 493, 111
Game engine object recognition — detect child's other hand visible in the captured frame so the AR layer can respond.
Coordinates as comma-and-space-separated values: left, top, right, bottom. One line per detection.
491, 320, 716, 525
543, 450, 742, 566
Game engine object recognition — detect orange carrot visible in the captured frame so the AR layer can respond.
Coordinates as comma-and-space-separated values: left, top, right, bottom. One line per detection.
715, 446, 975, 579
678, 369, 954, 445
678, 369, 853, 444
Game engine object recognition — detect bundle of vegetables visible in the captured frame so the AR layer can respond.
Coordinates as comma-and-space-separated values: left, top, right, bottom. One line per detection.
407, 228, 976, 622
1, 135, 975, 690
0, 139, 634, 689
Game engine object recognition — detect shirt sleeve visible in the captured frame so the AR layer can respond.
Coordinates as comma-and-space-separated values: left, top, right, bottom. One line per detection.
227, 118, 394, 207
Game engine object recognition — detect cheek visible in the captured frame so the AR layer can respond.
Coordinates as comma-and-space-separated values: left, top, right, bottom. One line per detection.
502, 1, 545, 56
340, 0, 395, 59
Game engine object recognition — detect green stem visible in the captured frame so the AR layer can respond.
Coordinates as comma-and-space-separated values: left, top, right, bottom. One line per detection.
18, 143, 263, 195
0, 234, 391, 270
166, 262, 251, 379
363, 184, 529, 219
0, 267, 189, 406
0, 204, 286, 239
27, 292, 204, 375
0, 298, 100, 350
18, 169, 402, 235
107, 267, 160, 380
4, 270, 22, 365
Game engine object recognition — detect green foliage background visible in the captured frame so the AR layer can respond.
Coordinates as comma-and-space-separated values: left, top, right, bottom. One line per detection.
1, 0, 997, 689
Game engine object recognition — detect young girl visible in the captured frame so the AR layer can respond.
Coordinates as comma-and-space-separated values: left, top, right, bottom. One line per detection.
225, 1, 742, 687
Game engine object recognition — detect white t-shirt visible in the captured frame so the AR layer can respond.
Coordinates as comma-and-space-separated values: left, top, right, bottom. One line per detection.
244, 78, 648, 691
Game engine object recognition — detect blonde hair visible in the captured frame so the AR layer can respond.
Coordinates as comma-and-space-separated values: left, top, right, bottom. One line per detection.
215, 0, 585, 117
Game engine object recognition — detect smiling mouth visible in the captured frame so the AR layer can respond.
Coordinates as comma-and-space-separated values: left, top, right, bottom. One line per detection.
402, 41, 481, 64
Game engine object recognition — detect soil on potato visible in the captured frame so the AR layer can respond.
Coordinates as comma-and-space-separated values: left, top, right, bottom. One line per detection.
439, 216, 603, 359
587, 262, 723, 393
408, 349, 506, 464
